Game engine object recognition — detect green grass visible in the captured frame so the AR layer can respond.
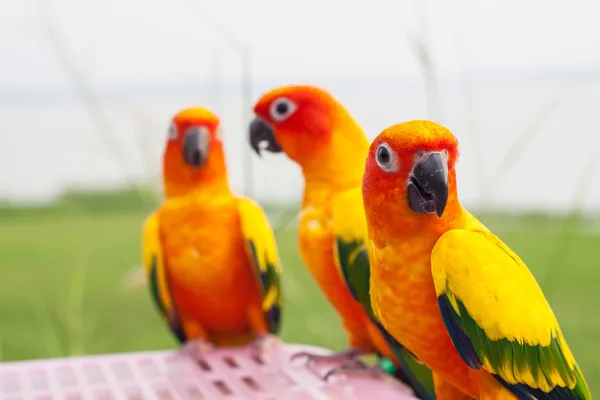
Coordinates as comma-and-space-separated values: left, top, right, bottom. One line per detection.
0, 190, 598, 394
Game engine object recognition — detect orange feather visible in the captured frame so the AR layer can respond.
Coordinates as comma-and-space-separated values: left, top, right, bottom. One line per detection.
145, 107, 271, 347
253, 85, 400, 359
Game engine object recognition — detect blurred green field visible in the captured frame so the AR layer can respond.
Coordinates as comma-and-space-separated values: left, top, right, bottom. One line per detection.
0, 189, 598, 394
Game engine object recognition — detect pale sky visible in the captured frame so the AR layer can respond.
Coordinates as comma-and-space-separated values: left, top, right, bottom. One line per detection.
1, 0, 600, 211
1, 0, 599, 90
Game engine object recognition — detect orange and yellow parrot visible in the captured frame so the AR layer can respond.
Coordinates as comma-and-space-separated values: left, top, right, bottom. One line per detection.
361, 120, 592, 399
249, 85, 438, 400
141, 107, 282, 358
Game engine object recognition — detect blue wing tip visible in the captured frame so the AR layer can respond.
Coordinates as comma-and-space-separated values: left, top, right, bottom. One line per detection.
267, 305, 282, 334
495, 373, 588, 400
437, 294, 482, 370
493, 375, 583, 400
439, 295, 589, 400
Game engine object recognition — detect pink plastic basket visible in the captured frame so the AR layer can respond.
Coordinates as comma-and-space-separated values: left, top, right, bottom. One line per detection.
0, 342, 420, 399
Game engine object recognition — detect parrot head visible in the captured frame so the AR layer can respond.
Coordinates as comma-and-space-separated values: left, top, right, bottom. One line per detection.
162, 107, 227, 197
362, 120, 460, 239
249, 85, 368, 175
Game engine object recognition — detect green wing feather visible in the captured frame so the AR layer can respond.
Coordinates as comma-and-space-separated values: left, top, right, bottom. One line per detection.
331, 188, 437, 400
237, 197, 283, 334
141, 212, 186, 343
432, 228, 592, 400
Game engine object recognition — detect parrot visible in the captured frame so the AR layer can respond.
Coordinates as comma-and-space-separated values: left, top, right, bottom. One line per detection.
248, 85, 440, 400
361, 119, 592, 399
141, 107, 283, 360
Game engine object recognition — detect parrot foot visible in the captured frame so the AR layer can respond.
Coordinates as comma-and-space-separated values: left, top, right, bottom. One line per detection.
323, 361, 385, 382
290, 347, 366, 367
180, 339, 215, 367
248, 334, 282, 363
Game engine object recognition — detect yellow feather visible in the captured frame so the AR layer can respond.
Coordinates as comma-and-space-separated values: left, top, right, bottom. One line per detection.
236, 196, 283, 319
432, 228, 561, 347
263, 286, 279, 311
141, 212, 174, 313
430, 225, 588, 394
331, 187, 368, 243
237, 197, 280, 273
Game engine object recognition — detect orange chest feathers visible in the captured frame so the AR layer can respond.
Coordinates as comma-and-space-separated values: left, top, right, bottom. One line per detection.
297, 204, 339, 290
370, 241, 469, 380
297, 204, 372, 339
157, 196, 256, 302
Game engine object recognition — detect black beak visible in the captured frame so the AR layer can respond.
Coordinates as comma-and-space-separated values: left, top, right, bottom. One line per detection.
407, 152, 449, 218
183, 127, 210, 168
249, 117, 282, 157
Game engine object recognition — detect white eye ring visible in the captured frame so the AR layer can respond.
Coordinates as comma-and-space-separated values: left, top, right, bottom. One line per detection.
167, 122, 178, 140
375, 142, 399, 172
269, 97, 297, 122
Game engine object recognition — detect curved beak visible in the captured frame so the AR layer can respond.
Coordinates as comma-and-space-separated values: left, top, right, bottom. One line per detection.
407, 152, 449, 218
183, 127, 210, 168
249, 117, 282, 157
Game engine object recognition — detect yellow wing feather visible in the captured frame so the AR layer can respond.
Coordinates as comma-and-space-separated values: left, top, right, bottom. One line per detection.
332, 189, 438, 400
331, 188, 371, 305
432, 229, 562, 346
431, 228, 591, 398
331, 188, 368, 243
141, 212, 186, 342
237, 197, 282, 334
142, 212, 173, 313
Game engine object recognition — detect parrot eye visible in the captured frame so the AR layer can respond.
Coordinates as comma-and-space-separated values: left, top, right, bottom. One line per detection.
375, 142, 399, 172
167, 122, 178, 140
269, 97, 297, 122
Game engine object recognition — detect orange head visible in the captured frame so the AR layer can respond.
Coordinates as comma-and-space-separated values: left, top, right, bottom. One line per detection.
248, 85, 369, 175
162, 107, 228, 198
362, 120, 461, 242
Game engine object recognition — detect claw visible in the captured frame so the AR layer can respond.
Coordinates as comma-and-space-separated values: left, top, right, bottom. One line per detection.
249, 334, 281, 363
289, 347, 366, 366
324, 362, 384, 382
180, 339, 215, 365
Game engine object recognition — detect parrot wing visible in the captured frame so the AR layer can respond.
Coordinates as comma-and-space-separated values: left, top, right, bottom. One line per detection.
431, 228, 591, 400
141, 212, 186, 343
237, 197, 283, 334
331, 188, 436, 400
331, 188, 370, 307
